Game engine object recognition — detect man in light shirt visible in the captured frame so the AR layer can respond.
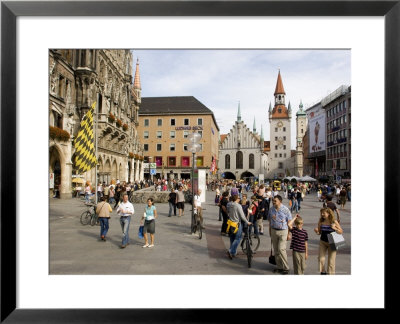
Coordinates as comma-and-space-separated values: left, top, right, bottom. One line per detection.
194, 189, 204, 229
117, 194, 135, 248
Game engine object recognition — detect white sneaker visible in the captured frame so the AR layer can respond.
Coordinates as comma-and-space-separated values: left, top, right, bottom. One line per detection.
148, 244, 154, 248
142, 244, 149, 248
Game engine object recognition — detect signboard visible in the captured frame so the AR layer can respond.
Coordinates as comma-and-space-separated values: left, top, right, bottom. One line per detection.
309, 112, 326, 153
143, 163, 149, 169
149, 163, 156, 169
336, 175, 342, 182
150, 169, 157, 175
49, 173, 54, 189
175, 126, 203, 131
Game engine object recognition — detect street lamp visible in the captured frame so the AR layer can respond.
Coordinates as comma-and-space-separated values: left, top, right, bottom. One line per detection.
186, 132, 201, 233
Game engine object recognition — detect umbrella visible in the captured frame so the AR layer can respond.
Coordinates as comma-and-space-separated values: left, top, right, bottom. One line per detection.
300, 175, 317, 182
72, 178, 85, 184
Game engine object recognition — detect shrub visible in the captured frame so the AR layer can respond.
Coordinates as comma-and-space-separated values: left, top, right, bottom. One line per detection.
49, 126, 70, 141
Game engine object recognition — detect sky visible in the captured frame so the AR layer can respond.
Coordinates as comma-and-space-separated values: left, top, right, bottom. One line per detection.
132, 50, 351, 149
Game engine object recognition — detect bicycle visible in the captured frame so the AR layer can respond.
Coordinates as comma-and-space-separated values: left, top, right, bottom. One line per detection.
80, 203, 98, 226
240, 225, 260, 254
241, 225, 253, 268
191, 208, 202, 239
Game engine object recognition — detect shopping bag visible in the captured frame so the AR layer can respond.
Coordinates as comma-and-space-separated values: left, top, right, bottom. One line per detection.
138, 225, 144, 239
327, 232, 346, 250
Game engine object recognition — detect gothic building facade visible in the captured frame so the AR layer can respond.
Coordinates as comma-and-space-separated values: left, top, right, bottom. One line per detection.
218, 103, 268, 181
49, 49, 144, 199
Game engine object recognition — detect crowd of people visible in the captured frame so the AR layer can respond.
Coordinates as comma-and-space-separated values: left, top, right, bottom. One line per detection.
214, 179, 347, 275
87, 176, 349, 275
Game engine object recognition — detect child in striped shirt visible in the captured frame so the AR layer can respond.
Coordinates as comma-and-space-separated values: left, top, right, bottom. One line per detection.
288, 215, 308, 275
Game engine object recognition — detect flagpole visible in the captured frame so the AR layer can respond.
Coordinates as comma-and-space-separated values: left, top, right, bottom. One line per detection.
95, 99, 98, 204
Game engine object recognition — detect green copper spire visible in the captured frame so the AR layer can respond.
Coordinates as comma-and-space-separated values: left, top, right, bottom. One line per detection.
237, 101, 241, 122
253, 117, 256, 132
288, 101, 292, 112
296, 99, 306, 116
268, 102, 272, 113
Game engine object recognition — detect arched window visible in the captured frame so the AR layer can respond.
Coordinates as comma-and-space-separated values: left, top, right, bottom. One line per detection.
249, 154, 254, 169
225, 154, 230, 169
236, 151, 243, 169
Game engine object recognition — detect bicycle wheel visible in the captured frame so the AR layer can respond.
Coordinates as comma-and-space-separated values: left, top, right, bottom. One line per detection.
246, 238, 252, 268
90, 213, 98, 226
80, 211, 91, 225
241, 237, 247, 253
251, 234, 261, 252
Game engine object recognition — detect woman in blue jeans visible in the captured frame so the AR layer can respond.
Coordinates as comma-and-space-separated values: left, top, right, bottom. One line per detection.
226, 195, 252, 259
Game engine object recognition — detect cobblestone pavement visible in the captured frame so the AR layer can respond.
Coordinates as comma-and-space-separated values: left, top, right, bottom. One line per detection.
50, 190, 351, 275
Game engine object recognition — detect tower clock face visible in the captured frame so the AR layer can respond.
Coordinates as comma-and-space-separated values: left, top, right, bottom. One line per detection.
277, 121, 283, 128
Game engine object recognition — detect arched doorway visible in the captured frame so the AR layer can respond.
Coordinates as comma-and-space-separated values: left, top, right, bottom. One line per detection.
49, 145, 63, 198
240, 171, 255, 182
222, 171, 236, 180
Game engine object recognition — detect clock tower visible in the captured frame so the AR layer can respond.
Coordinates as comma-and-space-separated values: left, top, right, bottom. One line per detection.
268, 70, 292, 178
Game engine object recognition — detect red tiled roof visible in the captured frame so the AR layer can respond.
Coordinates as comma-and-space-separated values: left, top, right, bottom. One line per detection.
220, 134, 228, 143
271, 104, 289, 119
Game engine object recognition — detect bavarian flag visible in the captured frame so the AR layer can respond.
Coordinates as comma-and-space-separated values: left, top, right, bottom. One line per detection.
74, 102, 97, 174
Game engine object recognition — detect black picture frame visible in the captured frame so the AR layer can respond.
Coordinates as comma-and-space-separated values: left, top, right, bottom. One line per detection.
1, 0, 397, 322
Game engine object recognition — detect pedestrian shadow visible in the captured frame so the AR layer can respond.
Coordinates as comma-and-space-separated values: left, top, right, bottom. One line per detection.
77, 229, 120, 248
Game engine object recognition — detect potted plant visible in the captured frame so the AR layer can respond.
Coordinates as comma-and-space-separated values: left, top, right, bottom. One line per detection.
49, 126, 70, 141
122, 123, 128, 131
108, 112, 115, 123
116, 119, 122, 128
129, 152, 134, 159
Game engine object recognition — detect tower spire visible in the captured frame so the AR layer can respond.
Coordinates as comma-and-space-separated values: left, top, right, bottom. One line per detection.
274, 69, 286, 95
237, 101, 241, 122
133, 58, 141, 90
253, 116, 256, 133
260, 125, 264, 142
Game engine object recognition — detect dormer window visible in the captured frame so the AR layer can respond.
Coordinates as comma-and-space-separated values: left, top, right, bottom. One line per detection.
278, 108, 282, 113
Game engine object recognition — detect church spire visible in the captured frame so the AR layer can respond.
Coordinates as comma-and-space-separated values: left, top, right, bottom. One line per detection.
133, 58, 141, 90
260, 125, 264, 142
274, 69, 286, 95
237, 101, 241, 122
268, 101, 272, 113
253, 117, 256, 133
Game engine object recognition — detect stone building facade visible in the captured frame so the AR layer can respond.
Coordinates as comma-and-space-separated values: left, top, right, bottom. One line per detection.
49, 49, 144, 199
218, 103, 268, 181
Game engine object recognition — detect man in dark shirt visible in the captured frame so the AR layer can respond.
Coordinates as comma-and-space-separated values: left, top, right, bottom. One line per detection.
168, 190, 177, 217
325, 195, 341, 223
219, 191, 230, 235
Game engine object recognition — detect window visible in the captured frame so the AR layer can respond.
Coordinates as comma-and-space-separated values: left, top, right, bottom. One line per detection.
58, 75, 65, 98
301, 129, 303, 133
275, 145, 278, 150
170, 119, 175, 126
143, 144, 149, 151
143, 131, 149, 139
183, 131, 189, 138
156, 144, 162, 151
284, 153, 287, 158
275, 154, 277, 158
225, 154, 230, 169
157, 119, 162, 126
283, 127, 286, 132
279, 153, 282, 157
183, 144, 188, 151
343, 101, 347, 109
275, 137, 278, 141
156, 131, 162, 139
236, 151, 243, 169
53, 111, 63, 129
144, 119, 149, 127
278, 108, 282, 113
197, 118, 203, 126
275, 128, 278, 132
155, 156, 163, 167
143, 156, 149, 163
184, 118, 189, 126
249, 154, 254, 169
168, 157, 176, 167
170, 131, 176, 139
198, 131, 203, 138
181, 156, 190, 167
284, 145, 286, 150
283, 136, 286, 140
196, 156, 204, 167
199, 144, 203, 151
278, 162, 283, 169
170, 144, 175, 151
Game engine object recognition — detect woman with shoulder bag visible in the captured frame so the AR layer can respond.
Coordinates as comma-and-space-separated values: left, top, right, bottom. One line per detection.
314, 208, 343, 274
